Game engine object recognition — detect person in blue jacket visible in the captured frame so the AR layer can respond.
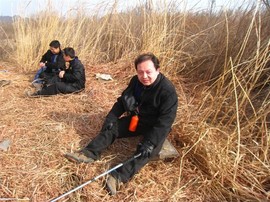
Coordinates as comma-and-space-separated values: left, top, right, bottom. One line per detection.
33, 40, 65, 87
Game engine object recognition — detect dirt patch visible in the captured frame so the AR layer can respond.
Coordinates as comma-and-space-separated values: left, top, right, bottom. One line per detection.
0, 62, 200, 201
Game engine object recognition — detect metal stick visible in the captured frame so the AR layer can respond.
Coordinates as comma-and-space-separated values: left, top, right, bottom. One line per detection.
49, 153, 141, 202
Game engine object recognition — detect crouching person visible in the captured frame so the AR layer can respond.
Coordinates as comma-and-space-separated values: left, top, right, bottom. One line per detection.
27, 47, 85, 97
65, 52, 178, 195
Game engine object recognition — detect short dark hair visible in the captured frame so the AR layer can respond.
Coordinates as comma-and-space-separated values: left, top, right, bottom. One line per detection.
49, 40, 61, 48
134, 53, 160, 70
63, 47, 75, 58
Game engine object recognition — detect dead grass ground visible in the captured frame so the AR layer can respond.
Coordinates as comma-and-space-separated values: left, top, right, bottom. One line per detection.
0, 61, 205, 201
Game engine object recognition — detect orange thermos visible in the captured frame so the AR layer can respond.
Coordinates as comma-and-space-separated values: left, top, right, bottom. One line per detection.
129, 115, 139, 132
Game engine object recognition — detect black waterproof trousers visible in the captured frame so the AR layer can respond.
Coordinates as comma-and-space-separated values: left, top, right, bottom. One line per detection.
38, 82, 82, 95
85, 116, 167, 183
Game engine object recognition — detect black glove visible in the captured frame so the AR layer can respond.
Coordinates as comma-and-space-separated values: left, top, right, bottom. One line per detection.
136, 141, 154, 158
122, 88, 138, 112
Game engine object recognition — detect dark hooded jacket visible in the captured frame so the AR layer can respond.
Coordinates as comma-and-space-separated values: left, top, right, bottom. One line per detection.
62, 57, 85, 89
107, 73, 178, 146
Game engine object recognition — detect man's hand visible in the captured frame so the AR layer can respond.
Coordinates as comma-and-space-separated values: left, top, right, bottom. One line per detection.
39, 62, 46, 67
59, 71, 65, 78
136, 141, 154, 158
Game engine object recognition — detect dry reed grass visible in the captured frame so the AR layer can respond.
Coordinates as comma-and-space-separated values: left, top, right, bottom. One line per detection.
0, 0, 270, 201
0, 60, 196, 201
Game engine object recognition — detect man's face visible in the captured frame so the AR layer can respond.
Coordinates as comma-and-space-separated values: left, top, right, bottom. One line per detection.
50, 47, 60, 54
63, 54, 70, 62
136, 60, 159, 86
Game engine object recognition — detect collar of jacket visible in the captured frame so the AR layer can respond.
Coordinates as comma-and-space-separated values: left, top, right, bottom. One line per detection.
69, 57, 78, 65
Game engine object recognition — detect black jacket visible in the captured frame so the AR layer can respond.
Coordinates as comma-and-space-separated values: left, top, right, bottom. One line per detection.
40, 50, 66, 73
108, 73, 178, 146
63, 57, 85, 89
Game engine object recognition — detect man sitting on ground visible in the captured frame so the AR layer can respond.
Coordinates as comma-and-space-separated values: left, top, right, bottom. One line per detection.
65, 52, 178, 195
33, 40, 65, 89
27, 47, 85, 97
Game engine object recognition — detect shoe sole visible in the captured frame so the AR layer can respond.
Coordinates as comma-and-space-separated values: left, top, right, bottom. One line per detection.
27, 94, 41, 98
65, 153, 94, 163
25, 92, 41, 98
106, 183, 117, 195
106, 175, 120, 195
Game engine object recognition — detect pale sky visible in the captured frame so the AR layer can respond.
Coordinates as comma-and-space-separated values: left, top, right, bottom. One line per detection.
0, 0, 257, 16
